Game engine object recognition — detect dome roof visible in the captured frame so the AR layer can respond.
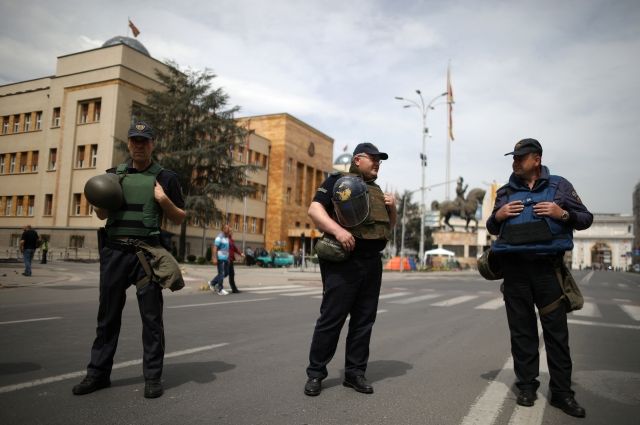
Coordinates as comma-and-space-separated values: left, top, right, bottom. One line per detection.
334, 152, 352, 165
102, 36, 150, 56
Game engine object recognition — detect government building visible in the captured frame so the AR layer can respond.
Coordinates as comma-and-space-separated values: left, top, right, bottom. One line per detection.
0, 36, 333, 260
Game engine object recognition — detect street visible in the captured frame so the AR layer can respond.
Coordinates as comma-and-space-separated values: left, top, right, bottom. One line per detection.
0, 263, 639, 425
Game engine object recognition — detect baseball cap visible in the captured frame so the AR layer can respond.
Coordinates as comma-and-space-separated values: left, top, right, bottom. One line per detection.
504, 138, 542, 156
128, 121, 155, 140
353, 142, 389, 160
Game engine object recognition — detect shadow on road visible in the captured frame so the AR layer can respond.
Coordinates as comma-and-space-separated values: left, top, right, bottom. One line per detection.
322, 360, 413, 389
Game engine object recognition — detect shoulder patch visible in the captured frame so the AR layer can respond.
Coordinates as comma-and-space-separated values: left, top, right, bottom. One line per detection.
571, 190, 582, 204
317, 187, 328, 194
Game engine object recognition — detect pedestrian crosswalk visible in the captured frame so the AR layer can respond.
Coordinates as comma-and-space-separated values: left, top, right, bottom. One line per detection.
240, 284, 640, 325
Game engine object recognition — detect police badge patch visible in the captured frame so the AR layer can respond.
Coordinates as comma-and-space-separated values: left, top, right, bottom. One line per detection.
571, 190, 582, 204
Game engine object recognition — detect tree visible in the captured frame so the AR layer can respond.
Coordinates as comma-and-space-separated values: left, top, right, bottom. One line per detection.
141, 61, 255, 259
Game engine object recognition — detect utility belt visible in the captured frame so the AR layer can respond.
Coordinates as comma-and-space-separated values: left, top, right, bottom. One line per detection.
106, 236, 160, 252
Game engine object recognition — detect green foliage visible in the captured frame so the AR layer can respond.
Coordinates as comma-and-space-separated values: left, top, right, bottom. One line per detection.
197, 256, 206, 265
187, 254, 197, 263
140, 61, 257, 258
397, 190, 433, 255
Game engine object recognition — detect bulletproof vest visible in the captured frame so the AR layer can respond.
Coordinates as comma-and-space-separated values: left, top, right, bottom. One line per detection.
106, 162, 163, 238
492, 175, 573, 254
339, 173, 390, 241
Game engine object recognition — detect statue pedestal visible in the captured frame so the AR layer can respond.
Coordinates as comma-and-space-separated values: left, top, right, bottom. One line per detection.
432, 230, 482, 268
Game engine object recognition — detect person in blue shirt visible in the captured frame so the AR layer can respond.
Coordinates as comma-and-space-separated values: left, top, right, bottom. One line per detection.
210, 224, 231, 295
486, 138, 592, 419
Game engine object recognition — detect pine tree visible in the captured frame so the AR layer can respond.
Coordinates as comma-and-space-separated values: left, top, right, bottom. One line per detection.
142, 61, 255, 260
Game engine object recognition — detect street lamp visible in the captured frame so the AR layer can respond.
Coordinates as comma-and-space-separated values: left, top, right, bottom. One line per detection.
395, 90, 448, 267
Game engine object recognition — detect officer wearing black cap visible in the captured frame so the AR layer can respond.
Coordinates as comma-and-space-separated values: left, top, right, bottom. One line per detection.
304, 142, 397, 396
486, 138, 592, 418
72, 121, 186, 399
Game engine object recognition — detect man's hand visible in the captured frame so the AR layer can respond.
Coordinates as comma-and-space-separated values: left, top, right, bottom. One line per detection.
154, 181, 167, 203
495, 200, 524, 222
334, 227, 355, 252
533, 201, 564, 220
384, 193, 397, 210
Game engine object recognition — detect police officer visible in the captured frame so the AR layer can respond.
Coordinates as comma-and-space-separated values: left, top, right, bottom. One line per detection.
304, 142, 397, 396
486, 138, 592, 418
72, 121, 186, 399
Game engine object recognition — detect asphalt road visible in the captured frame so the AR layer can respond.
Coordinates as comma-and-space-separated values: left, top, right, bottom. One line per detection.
0, 263, 639, 425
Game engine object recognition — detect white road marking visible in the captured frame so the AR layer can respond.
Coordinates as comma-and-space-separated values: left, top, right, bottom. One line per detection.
579, 271, 594, 285
389, 294, 442, 304
568, 319, 640, 330
378, 292, 412, 300
241, 285, 304, 291
431, 295, 478, 307
613, 298, 631, 303
618, 283, 629, 289
0, 317, 62, 325
249, 287, 309, 294
0, 343, 229, 394
572, 302, 601, 318
460, 356, 514, 425
168, 298, 273, 309
281, 290, 323, 296
345, 309, 387, 323
620, 305, 640, 321
475, 297, 504, 310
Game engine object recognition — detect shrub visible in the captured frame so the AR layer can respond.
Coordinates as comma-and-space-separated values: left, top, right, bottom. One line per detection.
187, 254, 196, 263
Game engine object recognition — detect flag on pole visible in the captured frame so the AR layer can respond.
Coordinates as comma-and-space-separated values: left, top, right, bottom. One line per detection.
128, 19, 140, 38
343, 144, 348, 152
447, 63, 454, 141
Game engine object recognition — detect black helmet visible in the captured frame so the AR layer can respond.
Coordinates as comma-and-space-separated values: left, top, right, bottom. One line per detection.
84, 173, 124, 210
332, 175, 370, 228
478, 248, 503, 280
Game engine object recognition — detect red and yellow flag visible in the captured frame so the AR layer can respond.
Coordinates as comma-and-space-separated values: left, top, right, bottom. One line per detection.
128, 19, 140, 38
447, 64, 454, 141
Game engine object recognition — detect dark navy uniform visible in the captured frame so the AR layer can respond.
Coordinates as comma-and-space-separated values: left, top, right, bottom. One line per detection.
306, 173, 388, 381
86, 163, 184, 382
487, 165, 592, 398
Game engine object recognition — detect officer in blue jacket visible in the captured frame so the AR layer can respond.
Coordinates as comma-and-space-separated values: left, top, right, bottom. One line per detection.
486, 138, 592, 418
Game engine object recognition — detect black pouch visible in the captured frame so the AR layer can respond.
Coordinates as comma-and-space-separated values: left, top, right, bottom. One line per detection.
502, 220, 552, 245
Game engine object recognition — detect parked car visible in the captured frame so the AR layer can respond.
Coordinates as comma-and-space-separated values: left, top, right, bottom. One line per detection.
255, 251, 295, 268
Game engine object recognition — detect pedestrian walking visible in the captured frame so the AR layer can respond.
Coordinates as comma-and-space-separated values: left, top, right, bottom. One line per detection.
486, 138, 593, 418
227, 229, 244, 293
19, 225, 39, 276
304, 142, 397, 396
209, 224, 232, 295
40, 237, 49, 264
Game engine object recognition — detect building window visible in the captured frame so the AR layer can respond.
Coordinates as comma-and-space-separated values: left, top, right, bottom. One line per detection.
35, 111, 42, 130
9, 154, 16, 173
251, 217, 257, 233
5, 197, 13, 215
19, 153, 27, 173
31, 151, 38, 172
24, 114, 31, 132
70, 235, 85, 248
76, 146, 85, 168
90, 144, 98, 167
2, 116, 8, 134
48, 148, 57, 170
27, 196, 34, 216
44, 194, 53, 216
0, 154, 4, 174
78, 102, 89, 124
13, 114, 20, 132
16, 196, 24, 216
52, 107, 60, 127
93, 101, 101, 122
287, 158, 293, 173
10, 233, 21, 247
286, 187, 291, 204
73, 193, 82, 215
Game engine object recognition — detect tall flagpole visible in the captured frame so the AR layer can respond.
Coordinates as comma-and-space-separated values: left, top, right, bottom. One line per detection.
445, 61, 454, 200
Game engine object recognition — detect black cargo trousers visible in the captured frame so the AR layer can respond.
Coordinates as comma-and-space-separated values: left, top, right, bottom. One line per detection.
86, 241, 165, 381
501, 253, 573, 397
307, 252, 382, 380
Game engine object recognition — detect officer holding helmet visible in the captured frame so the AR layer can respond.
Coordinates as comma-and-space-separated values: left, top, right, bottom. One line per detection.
73, 121, 185, 399
486, 138, 592, 418
304, 142, 397, 396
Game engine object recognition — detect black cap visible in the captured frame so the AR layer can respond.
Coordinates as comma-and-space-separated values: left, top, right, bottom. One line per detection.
128, 121, 155, 140
353, 142, 388, 160
504, 138, 542, 156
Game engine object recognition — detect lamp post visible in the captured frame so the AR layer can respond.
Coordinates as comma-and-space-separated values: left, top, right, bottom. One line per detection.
395, 90, 447, 267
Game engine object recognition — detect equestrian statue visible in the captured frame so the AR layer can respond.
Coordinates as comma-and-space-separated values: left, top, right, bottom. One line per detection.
430, 177, 486, 232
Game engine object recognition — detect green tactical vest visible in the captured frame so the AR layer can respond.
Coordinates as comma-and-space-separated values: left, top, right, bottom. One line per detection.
336, 171, 391, 241
106, 162, 163, 238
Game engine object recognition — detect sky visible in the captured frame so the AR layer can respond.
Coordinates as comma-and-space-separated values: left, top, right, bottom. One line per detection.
1, 0, 639, 213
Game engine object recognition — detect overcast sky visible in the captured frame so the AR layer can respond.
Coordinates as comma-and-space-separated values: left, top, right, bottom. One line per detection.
2, 0, 638, 213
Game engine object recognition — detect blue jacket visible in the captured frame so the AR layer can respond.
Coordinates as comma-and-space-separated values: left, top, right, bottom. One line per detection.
486, 166, 593, 252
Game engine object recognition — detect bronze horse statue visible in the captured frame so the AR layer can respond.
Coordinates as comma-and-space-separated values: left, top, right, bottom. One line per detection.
430, 188, 486, 232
